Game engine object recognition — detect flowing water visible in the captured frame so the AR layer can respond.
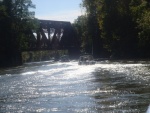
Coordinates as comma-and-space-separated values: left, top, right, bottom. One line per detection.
0, 60, 150, 113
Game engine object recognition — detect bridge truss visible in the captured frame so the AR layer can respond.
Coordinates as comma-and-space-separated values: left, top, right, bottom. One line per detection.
26, 20, 78, 51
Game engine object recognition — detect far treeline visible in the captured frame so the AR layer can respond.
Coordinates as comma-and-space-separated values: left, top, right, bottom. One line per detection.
73, 0, 150, 59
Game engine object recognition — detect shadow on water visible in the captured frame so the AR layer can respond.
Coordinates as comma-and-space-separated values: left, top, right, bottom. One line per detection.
92, 61, 150, 112
0, 60, 56, 75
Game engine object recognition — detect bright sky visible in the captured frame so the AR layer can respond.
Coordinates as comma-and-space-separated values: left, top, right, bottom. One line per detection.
31, 0, 83, 23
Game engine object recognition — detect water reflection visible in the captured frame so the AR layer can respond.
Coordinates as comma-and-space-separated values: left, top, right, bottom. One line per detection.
0, 60, 150, 112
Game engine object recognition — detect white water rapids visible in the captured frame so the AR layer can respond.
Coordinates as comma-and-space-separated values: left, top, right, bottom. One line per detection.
0, 60, 150, 112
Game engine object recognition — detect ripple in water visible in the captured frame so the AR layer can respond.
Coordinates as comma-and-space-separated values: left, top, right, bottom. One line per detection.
0, 61, 149, 112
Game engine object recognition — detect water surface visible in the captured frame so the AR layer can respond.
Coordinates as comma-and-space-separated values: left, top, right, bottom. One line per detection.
0, 60, 150, 112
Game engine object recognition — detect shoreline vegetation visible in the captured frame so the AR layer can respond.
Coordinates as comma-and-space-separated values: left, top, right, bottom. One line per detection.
22, 50, 68, 63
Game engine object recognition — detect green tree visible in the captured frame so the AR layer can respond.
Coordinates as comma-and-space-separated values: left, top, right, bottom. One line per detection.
80, 0, 150, 58
73, 15, 88, 53
96, 0, 138, 58
80, 0, 104, 57
0, 0, 37, 67
130, 0, 150, 57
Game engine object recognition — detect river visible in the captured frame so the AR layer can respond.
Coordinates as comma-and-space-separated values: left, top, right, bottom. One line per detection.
0, 60, 150, 113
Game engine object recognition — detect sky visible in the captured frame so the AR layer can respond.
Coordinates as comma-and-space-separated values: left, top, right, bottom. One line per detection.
31, 0, 83, 23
